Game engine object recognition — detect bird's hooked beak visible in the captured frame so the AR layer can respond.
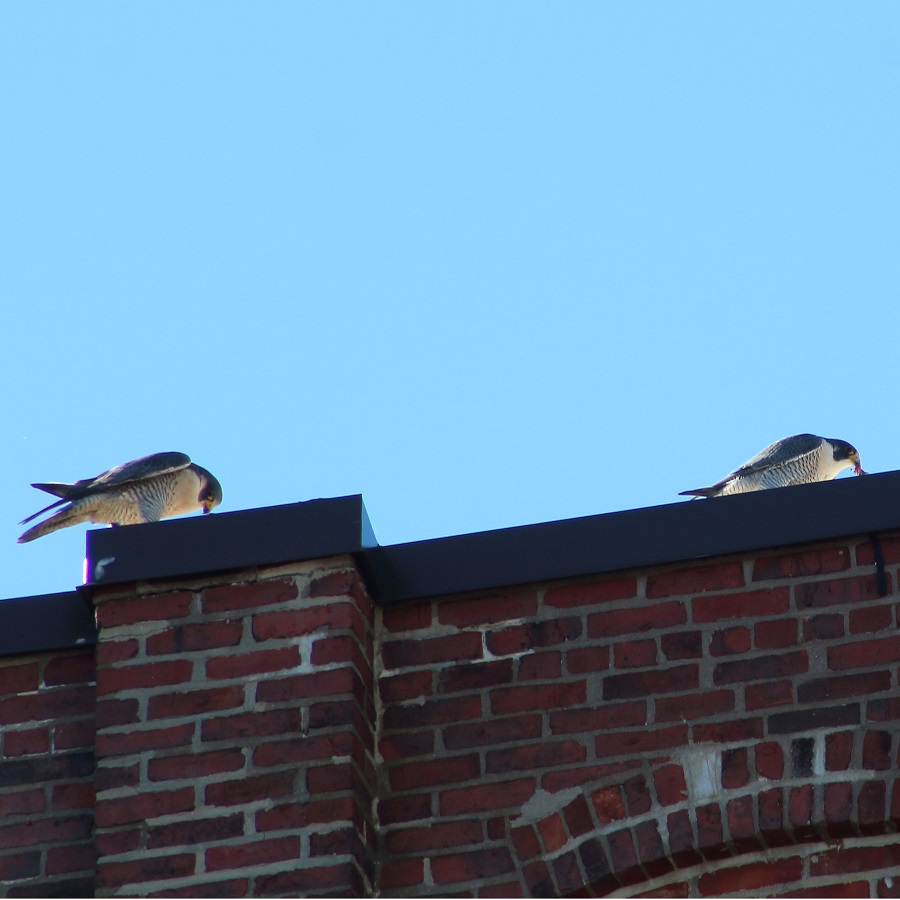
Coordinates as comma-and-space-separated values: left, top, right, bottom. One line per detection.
853, 454, 866, 476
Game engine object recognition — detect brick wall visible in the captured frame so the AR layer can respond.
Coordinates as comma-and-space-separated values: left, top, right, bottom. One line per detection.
1, 530, 899, 896
91, 555, 375, 897
0, 648, 96, 897
377, 534, 900, 896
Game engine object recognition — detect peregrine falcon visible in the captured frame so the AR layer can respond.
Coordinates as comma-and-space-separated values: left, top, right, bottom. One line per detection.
679, 434, 865, 499
18, 452, 223, 543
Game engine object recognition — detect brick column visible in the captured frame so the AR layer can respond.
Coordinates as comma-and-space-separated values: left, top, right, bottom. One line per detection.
92, 557, 375, 897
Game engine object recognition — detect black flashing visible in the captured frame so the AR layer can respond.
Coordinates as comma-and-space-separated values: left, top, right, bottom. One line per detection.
85, 495, 376, 587
0, 592, 96, 656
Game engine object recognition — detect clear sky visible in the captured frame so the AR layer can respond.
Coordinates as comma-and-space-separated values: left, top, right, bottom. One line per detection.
2, 3, 898, 601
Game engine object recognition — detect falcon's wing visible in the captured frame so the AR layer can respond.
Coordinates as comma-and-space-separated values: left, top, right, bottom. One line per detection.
727, 434, 822, 479
84, 452, 192, 492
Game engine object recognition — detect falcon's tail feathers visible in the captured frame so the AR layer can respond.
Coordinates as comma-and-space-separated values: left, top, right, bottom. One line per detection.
19, 497, 69, 526
678, 486, 719, 499
18, 504, 90, 543
31, 481, 78, 499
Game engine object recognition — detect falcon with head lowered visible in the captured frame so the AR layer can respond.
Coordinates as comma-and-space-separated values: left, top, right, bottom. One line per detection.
18, 452, 223, 543
679, 434, 865, 499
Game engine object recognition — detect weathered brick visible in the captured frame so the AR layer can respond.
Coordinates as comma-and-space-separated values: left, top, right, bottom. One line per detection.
379, 857, 425, 889
562, 794, 594, 839
566, 645, 610, 673
699, 857, 803, 895
798, 671, 890, 704
653, 764, 687, 806
613, 639, 658, 669
437, 659, 513, 694
96, 787, 194, 827
758, 787, 784, 833
803, 613, 844, 641
848, 603, 893, 634
595, 726, 687, 760
660, 630, 703, 660
488, 617, 581, 656
383, 632, 483, 670
862, 730, 892, 770
647, 562, 744, 598
518, 650, 562, 681
754, 618, 798, 649
52, 782, 94, 811
753, 546, 849, 580
444, 715, 542, 750
255, 796, 356, 833
551, 701, 647, 733
382, 604, 432, 634
389, 753, 480, 790
693, 587, 789, 623
147, 813, 244, 850
148, 748, 245, 781
380, 669, 433, 704
54, 719, 96, 751
440, 778, 535, 816
796, 575, 885, 610
589, 601, 686, 638
745, 679, 793, 711
825, 731, 854, 771
714, 651, 807, 685
146, 620, 244, 656
96, 591, 192, 628
97, 723, 194, 757
788, 784, 814, 830
858, 779, 887, 827
0, 662, 40, 696
43, 653, 95, 687
0, 685, 95, 725
655, 690, 734, 723
205, 645, 300, 680
385, 820, 483, 854
727, 795, 757, 845
536, 812, 567, 853
721, 748, 748, 789
491, 681, 586, 715
256, 668, 355, 704
486, 740, 586, 774
46, 842, 96, 876
200, 578, 298, 613
709, 626, 751, 656
0, 789, 44, 817
4, 727, 49, 757
604, 665, 698, 700
384, 695, 482, 731
544, 577, 637, 608
768, 704, 859, 735
811, 841, 900, 876
607, 827, 639, 877
97, 660, 192, 695
205, 836, 300, 872
201, 709, 302, 743
439, 592, 538, 627
693, 718, 763, 744
431, 847, 515, 885
148, 685, 245, 720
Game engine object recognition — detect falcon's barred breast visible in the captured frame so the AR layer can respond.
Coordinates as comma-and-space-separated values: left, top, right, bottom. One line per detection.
679, 434, 865, 499
18, 452, 223, 543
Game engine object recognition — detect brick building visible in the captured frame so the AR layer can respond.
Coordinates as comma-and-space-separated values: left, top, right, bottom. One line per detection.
2, 475, 900, 897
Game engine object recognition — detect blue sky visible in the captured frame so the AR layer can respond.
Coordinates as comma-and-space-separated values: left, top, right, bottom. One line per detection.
2, 3, 898, 601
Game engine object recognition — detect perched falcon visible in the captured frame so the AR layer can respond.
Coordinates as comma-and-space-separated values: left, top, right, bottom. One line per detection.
18, 452, 223, 543
679, 434, 865, 499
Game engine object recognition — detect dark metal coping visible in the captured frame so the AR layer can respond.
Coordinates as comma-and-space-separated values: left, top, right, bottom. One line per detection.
5, 473, 900, 657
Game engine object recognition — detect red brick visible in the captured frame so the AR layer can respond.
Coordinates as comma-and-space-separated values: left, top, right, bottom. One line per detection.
201, 709, 303, 743
727, 795, 757, 845
753, 546, 850, 580
596, 725, 687, 759
614, 639, 657, 669
660, 630, 703, 660
709, 626, 751, 655
848, 604, 893, 634
148, 748, 245, 781
0, 685, 94, 725
721, 748, 748, 789
486, 740, 586, 774
379, 793, 431, 826
206, 772, 296, 808
607, 827, 639, 878
647, 562, 744, 598
43, 653, 95, 686
828, 635, 900, 671
148, 685, 245, 720
96, 697, 138, 729
382, 604, 432, 633
588, 601, 686, 638
256, 668, 354, 704
604, 665, 698, 700
440, 778, 535, 815
693, 587, 789, 623
147, 813, 244, 850
96, 787, 194, 827
789, 784, 814, 830
46, 842, 96, 876
804, 614, 844, 641
306, 761, 359, 794
655, 690, 734, 722
551, 701, 647, 733
96, 591, 192, 627
386, 820, 483, 854
544, 577, 637, 608
868, 698, 900, 721
796, 575, 885, 610
537, 812, 567, 853
0, 814, 92, 852
699, 857, 803, 895
858, 780, 886, 826
562, 794, 594, 839
97, 723, 194, 757
438, 659, 513, 694
810, 842, 900, 876
4, 727, 49, 757
825, 731, 854, 771
389, 753, 480, 790
205, 645, 300, 680
383, 632, 483, 670
444, 714, 542, 749
256, 796, 355, 832
439, 591, 538, 627
745, 679, 793, 710
488, 618, 581, 656
200, 578, 298, 613
256, 865, 354, 896
0, 851, 38, 881
756, 741, 784, 779
758, 787, 784, 833
693, 718, 763, 743
824, 781, 854, 830
384, 695, 482, 731
97, 638, 139, 666
590, 785, 626, 824
566, 645, 611, 673
146, 620, 244, 655
309, 568, 366, 599
380, 669, 433, 703
754, 618, 798, 649
696, 802, 724, 851
97, 660, 192, 695
379, 858, 425, 889
858, 533, 900, 565
518, 650, 562, 681
431, 847, 515, 885
311, 634, 371, 679
798, 671, 890, 704
98, 853, 196, 888
653, 764, 687, 806
634, 819, 668, 874
0, 789, 44, 818
52, 782, 94, 810
510, 824, 541, 860
714, 651, 807, 685
491, 681, 585, 715
0, 662, 39, 695
862, 730, 892, 770
206, 836, 300, 872
252, 604, 343, 641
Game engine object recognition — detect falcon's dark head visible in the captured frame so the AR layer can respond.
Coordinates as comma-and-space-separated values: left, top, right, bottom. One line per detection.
192, 466, 223, 513
828, 439, 866, 476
